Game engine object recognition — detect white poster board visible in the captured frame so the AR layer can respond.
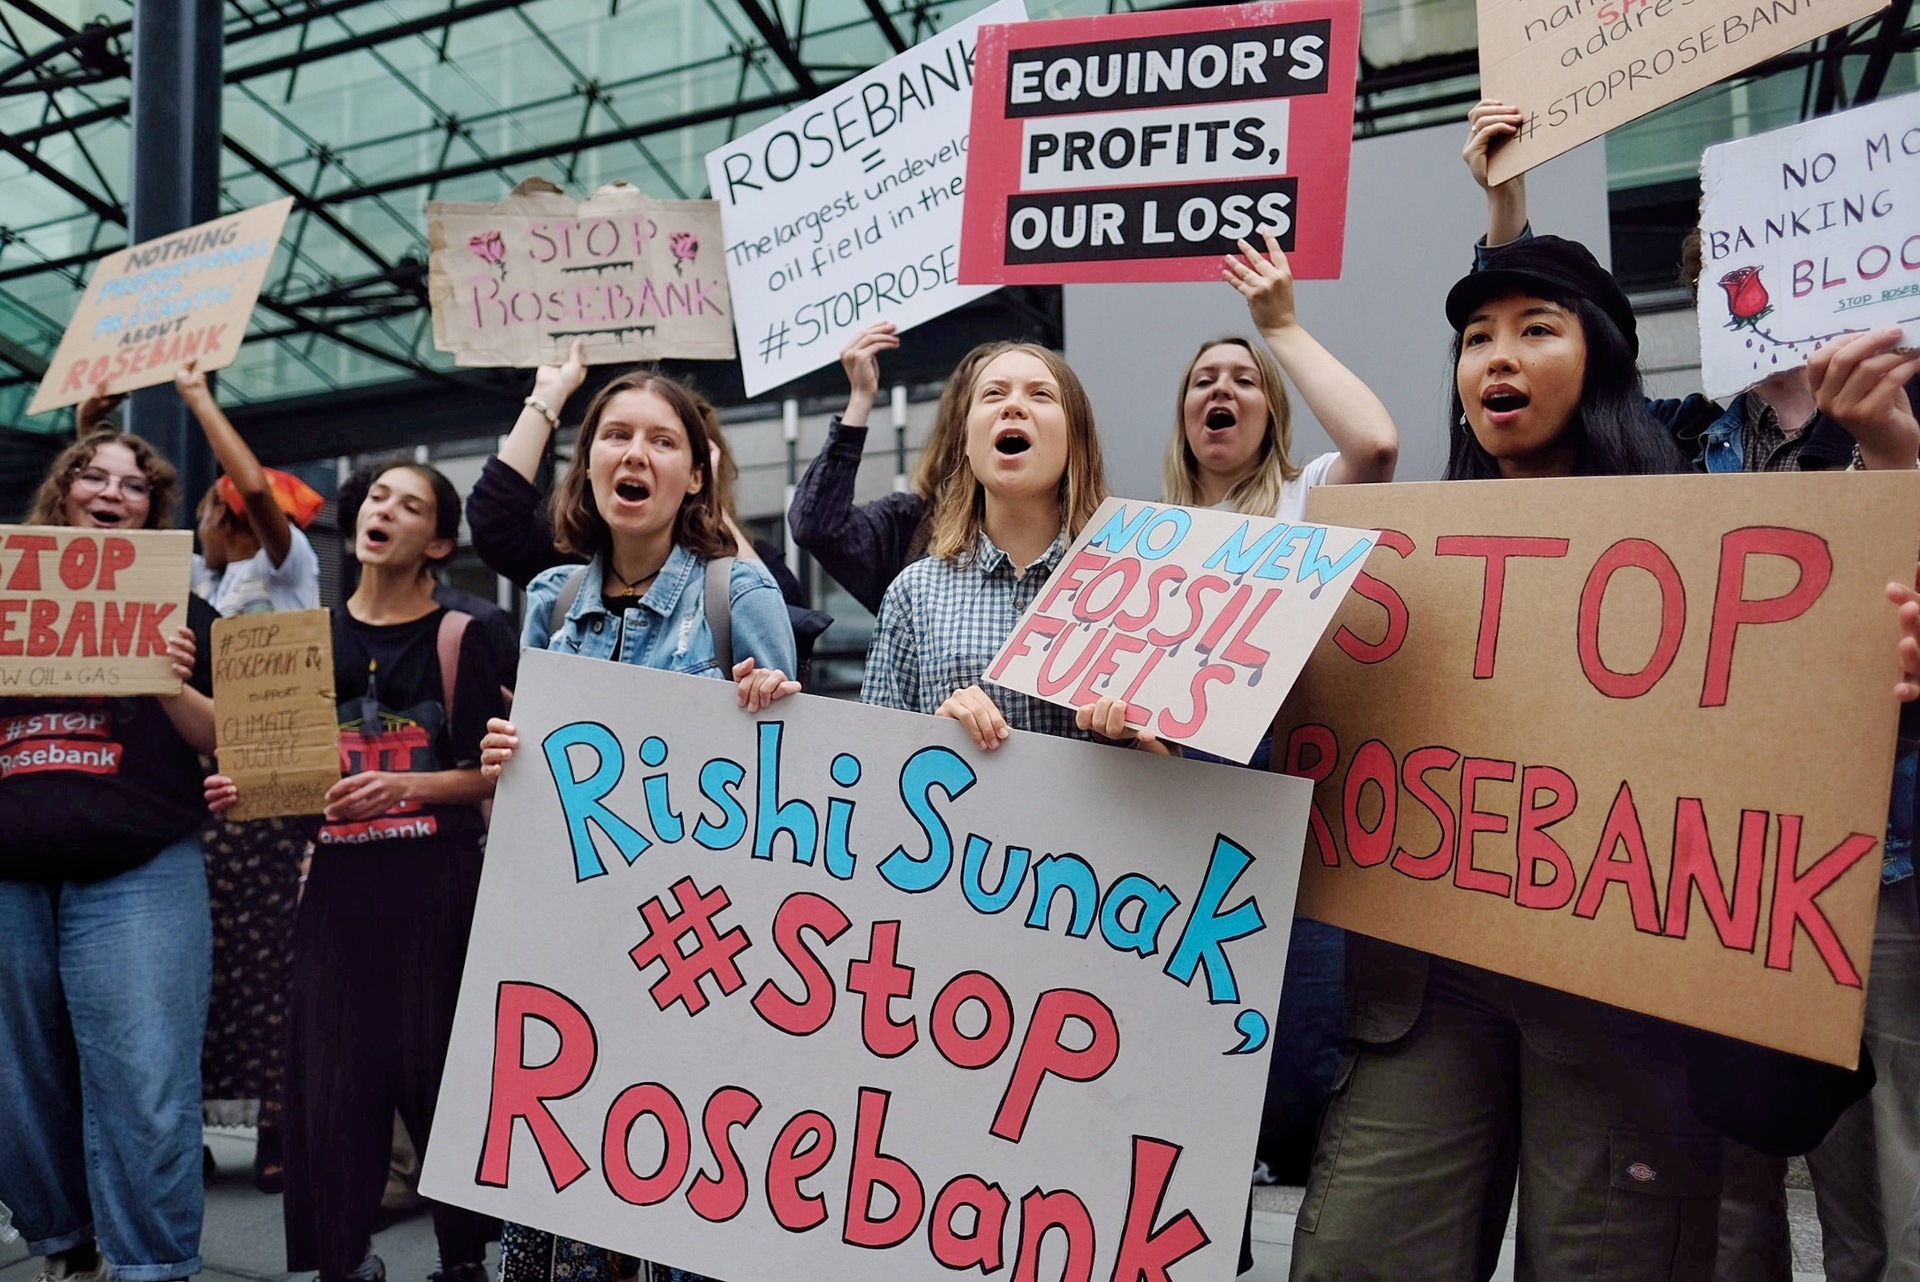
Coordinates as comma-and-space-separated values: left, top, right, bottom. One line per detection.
706, 0, 1023, 397
422, 649, 1310, 1282
1698, 91, 1920, 399
984, 498, 1376, 762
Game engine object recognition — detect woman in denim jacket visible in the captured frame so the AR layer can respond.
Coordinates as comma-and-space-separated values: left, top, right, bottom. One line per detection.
480, 366, 798, 1282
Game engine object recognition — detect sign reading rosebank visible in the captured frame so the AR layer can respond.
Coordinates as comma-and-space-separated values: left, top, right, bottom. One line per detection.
422, 650, 1312, 1282
960, 0, 1360, 284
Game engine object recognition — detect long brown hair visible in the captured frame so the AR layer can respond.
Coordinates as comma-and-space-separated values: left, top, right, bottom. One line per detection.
551, 369, 731, 561
924, 343, 1106, 562
1162, 337, 1301, 515
29, 430, 180, 529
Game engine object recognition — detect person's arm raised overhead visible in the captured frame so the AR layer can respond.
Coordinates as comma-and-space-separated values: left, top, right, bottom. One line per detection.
177, 361, 292, 568
1227, 233, 1398, 485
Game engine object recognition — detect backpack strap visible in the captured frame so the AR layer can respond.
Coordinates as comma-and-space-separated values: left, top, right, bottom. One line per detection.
705, 556, 733, 673
436, 609, 471, 722
545, 566, 587, 642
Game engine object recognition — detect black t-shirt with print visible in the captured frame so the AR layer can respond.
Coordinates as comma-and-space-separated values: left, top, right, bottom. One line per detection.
0, 595, 218, 882
318, 605, 508, 850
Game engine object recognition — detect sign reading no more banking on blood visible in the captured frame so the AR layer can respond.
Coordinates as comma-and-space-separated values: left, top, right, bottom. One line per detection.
959, 0, 1360, 284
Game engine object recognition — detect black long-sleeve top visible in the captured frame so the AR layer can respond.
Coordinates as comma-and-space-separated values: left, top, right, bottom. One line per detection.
786, 418, 929, 614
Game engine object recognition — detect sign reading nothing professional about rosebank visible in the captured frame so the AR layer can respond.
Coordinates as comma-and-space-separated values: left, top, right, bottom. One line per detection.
29, 199, 293, 417
959, 0, 1360, 285
1698, 92, 1920, 400
421, 648, 1312, 1282
707, 0, 1024, 398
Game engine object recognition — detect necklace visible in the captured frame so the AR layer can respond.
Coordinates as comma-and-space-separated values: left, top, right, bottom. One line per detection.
607, 560, 662, 594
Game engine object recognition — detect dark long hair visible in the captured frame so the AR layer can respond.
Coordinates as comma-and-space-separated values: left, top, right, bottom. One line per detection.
1446, 292, 1688, 480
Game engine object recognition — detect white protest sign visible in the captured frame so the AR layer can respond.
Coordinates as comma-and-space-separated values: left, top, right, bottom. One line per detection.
983, 498, 1377, 763
1699, 91, 1920, 399
706, 0, 1022, 397
422, 649, 1309, 1282
1479, 0, 1886, 185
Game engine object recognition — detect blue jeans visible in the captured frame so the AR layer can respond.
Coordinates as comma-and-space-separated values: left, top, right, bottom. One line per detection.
0, 835, 211, 1280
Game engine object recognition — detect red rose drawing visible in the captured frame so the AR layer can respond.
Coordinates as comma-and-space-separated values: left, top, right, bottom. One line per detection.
669, 231, 698, 276
469, 230, 507, 279
1720, 266, 1771, 331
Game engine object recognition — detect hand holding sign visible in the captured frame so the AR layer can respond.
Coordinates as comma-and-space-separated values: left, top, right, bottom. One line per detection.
1806, 327, 1920, 470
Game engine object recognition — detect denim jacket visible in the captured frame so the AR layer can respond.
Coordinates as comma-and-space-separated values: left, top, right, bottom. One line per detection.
522, 545, 797, 678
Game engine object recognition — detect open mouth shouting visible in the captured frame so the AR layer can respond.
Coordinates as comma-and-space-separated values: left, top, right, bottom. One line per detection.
85, 505, 126, 528
614, 478, 653, 503
362, 525, 392, 551
1480, 383, 1530, 425
992, 425, 1033, 456
1204, 405, 1237, 432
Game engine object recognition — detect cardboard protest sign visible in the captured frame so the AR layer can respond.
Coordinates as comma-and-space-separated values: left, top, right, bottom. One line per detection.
1698, 92, 1920, 399
984, 497, 1376, 762
1275, 472, 1920, 1066
958, 0, 1360, 285
1479, 0, 1885, 185
28, 200, 293, 417
0, 526, 192, 697
422, 649, 1311, 1282
706, 0, 1022, 397
212, 609, 339, 822
427, 179, 735, 367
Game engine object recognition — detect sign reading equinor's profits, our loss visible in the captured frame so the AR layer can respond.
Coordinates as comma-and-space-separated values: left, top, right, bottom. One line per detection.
421, 649, 1311, 1282
707, 0, 1023, 397
960, 0, 1360, 284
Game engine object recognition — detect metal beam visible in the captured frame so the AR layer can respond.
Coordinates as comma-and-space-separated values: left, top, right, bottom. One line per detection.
730, 0, 818, 92
860, 0, 909, 54
228, 0, 531, 82
1854, 0, 1915, 103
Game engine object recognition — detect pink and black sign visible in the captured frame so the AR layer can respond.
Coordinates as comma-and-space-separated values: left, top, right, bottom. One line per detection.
958, 0, 1359, 285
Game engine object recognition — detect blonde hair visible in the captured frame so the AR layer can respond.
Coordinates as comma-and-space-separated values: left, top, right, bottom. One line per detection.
924, 343, 1107, 562
1162, 337, 1301, 515
911, 344, 996, 500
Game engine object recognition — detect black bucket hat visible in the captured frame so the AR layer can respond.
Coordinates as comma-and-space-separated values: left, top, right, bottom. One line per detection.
1445, 235, 1638, 357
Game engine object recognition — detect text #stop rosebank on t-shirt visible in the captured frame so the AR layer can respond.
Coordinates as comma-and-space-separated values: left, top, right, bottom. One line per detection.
959, 0, 1359, 284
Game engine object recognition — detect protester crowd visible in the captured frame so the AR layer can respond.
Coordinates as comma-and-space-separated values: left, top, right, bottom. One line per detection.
2, 101, 1919, 1282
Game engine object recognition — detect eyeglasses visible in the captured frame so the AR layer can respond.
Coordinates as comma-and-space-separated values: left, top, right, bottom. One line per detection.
72, 467, 152, 500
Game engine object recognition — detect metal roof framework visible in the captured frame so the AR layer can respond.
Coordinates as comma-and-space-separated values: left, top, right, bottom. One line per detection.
1, 0, 1918, 460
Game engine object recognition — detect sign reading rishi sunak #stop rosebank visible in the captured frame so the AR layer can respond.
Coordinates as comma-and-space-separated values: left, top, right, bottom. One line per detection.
960, 0, 1359, 284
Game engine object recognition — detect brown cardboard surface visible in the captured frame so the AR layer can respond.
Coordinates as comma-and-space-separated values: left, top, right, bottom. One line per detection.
427, 178, 735, 367
1277, 472, 1920, 1066
28, 200, 294, 417
0, 526, 192, 696
1479, 0, 1885, 186
212, 609, 338, 822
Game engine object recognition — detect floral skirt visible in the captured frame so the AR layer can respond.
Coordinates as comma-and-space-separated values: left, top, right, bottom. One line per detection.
200, 815, 308, 1126
499, 1224, 715, 1282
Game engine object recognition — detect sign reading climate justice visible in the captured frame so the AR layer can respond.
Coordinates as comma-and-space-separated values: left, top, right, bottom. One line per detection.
959, 0, 1360, 285
212, 609, 339, 823
30, 199, 293, 417
422, 650, 1311, 1282
1479, 0, 1884, 184
986, 498, 1376, 763
1277, 472, 1920, 1067
0, 526, 192, 697
427, 178, 735, 367
707, 0, 1023, 398
1698, 92, 1920, 400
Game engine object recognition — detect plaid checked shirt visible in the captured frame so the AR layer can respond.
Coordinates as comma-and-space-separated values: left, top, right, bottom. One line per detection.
861, 530, 1090, 741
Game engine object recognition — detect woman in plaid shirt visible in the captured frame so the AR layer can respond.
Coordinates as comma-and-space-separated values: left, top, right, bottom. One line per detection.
860, 342, 1172, 756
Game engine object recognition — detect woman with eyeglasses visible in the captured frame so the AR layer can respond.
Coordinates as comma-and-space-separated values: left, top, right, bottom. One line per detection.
0, 429, 219, 1282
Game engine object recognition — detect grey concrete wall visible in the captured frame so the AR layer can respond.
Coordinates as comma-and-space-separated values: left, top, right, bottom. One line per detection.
1063, 122, 1613, 495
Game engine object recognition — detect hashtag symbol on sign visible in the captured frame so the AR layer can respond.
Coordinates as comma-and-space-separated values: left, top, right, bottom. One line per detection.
759, 319, 789, 362
627, 876, 751, 1016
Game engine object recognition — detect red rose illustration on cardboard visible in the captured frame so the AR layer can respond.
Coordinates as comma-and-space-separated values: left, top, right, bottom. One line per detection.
1720, 266, 1771, 331
469, 230, 507, 279
668, 231, 698, 276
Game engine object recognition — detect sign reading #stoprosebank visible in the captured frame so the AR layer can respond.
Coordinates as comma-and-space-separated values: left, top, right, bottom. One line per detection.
422, 650, 1311, 1282
960, 0, 1360, 284
706, 0, 1023, 398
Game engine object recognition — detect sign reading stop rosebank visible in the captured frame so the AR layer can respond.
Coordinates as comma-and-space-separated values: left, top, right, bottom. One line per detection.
959, 0, 1359, 285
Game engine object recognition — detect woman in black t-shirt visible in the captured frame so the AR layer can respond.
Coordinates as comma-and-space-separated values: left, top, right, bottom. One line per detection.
0, 430, 217, 1282
209, 460, 511, 1282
